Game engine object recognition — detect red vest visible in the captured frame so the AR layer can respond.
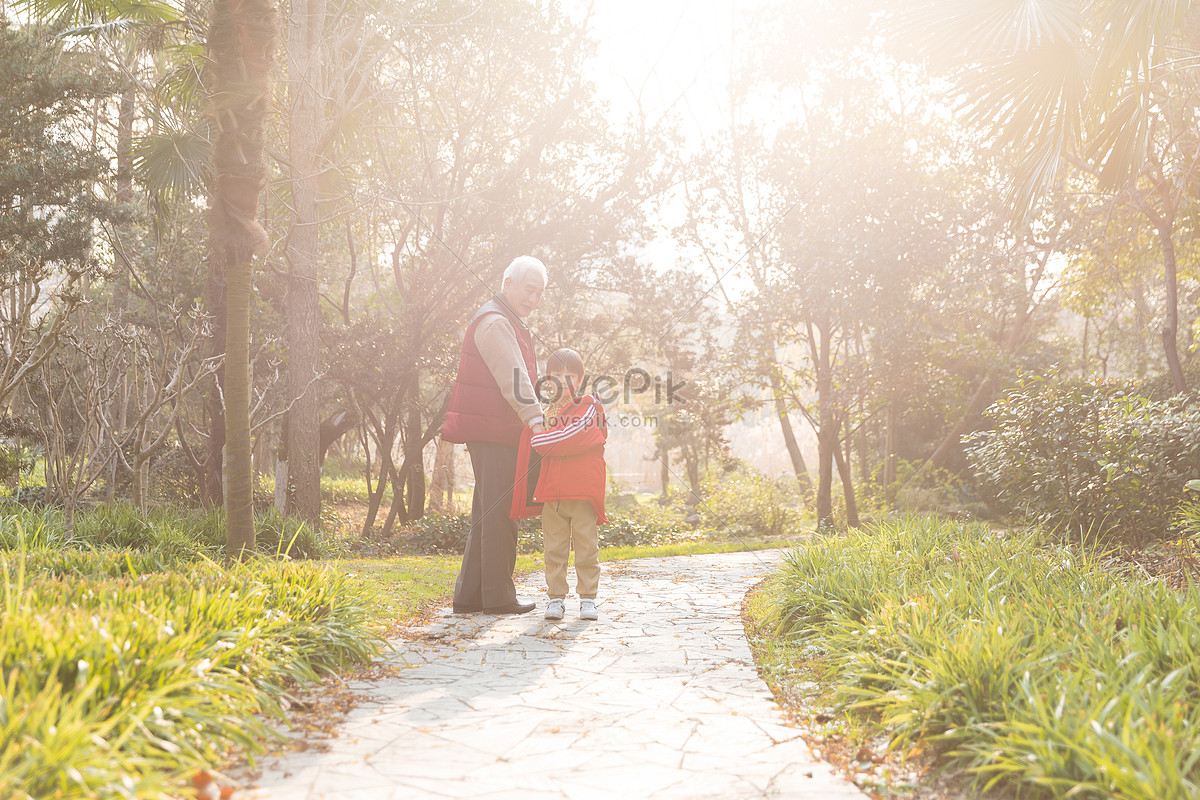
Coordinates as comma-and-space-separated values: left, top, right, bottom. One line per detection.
441, 298, 537, 447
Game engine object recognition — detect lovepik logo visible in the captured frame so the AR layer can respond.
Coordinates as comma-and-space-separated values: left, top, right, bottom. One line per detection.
514, 368, 687, 406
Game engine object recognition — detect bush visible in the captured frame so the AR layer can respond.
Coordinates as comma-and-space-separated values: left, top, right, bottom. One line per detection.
597, 514, 701, 548
966, 374, 1200, 544
148, 446, 201, 505
390, 505, 704, 554
389, 512, 543, 556
0, 551, 381, 799
395, 512, 473, 554
699, 460, 797, 538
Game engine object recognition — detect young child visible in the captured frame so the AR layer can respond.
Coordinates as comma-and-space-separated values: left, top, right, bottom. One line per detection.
529, 348, 608, 621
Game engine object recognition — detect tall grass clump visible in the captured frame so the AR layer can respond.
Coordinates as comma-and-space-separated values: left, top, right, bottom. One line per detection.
763, 516, 1200, 799
0, 550, 382, 799
0, 502, 324, 561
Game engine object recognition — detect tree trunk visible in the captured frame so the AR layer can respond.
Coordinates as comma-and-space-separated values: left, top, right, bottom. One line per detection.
381, 409, 427, 533
685, 447, 701, 508
224, 238, 255, 558
883, 403, 898, 499
428, 437, 455, 513
380, 459, 409, 535
282, 0, 326, 529
133, 446, 150, 511
833, 429, 860, 528
1157, 220, 1187, 393
814, 321, 834, 530
360, 411, 396, 533
769, 369, 813, 497
64, 496, 76, 541
658, 446, 670, 503
208, 0, 277, 559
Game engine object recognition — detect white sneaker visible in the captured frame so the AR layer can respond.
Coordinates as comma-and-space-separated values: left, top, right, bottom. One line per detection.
579, 598, 598, 620
545, 598, 564, 621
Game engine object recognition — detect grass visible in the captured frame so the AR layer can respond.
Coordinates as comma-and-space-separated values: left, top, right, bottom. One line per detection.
0, 545, 381, 800
0, 502, 323, 560
749, 515, 1200, 799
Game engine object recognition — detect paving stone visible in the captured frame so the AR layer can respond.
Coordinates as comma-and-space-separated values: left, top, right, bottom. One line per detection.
243, 550, 866, 799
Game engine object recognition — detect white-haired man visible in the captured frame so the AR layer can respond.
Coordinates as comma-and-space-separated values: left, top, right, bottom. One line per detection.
441, 256, 547, 614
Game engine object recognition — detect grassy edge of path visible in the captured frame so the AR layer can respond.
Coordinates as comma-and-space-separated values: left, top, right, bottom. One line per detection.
743, 515, 1200, 800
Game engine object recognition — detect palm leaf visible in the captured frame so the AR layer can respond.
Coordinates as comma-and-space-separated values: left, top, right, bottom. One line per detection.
16, 0, 181, 27
132, 121, 212, 205
1092, 0, 1193, 86
1085, 81, 1153, 189
909, 0, 1084, 60
916, 0, 1200, 217
154, 40, 207, 111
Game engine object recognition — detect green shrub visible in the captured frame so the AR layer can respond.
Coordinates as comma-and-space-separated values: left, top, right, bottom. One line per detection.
0, 551, 381, 799
881, 459, 986, 519
253, 506, 324, 559
762, 516, 1200, 799
395, 513, 472, 554
389, 512, 542, 556
71, 503, 196, 557
966, 374, 1200, 544
391, 506, 704, 555
700, 460, 797, 537
597, 515, 702, 548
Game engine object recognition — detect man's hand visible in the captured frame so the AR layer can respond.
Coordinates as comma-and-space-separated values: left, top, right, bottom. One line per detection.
530, 420, 545, 434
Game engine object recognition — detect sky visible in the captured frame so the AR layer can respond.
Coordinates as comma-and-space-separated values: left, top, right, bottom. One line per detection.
574, 1, 739, 277
584, 0, 746, 144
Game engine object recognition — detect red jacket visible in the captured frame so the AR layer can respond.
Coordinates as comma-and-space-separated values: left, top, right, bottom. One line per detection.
441, 298, 537, 447
510, 393, 608, 524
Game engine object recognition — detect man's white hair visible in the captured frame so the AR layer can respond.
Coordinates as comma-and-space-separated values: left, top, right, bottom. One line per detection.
502, 255, 548, 286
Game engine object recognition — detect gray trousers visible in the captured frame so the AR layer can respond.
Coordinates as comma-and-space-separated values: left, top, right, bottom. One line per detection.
453, 441, 519, 609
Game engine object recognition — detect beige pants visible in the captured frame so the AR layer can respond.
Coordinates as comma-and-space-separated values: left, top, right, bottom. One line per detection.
542, 499, 600, 599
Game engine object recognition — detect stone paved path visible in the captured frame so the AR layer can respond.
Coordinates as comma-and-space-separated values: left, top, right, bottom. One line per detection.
246, 550, 867, 800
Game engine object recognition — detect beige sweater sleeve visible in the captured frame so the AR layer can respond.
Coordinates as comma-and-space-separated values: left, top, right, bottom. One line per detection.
474, 314, 544, 427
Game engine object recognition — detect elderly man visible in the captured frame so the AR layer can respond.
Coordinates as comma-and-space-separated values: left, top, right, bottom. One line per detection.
441, 256, 548, 614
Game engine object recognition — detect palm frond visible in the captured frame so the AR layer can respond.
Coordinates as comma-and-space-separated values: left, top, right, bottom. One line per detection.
1085, 81, 1153, 189
132, 122, 212, 206
54, 18, 136, 38
154, 40, 207, 111
956, 37, 1090, 154
16, 0, 181, 29
909, 0, 1084, 61
1093, 0, 1194, 85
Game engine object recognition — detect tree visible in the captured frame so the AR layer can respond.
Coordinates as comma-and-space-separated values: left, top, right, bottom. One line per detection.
315, 0, 666, 529
0, 19, 119, 410
921, 0, 1200, 391
277, 0, 326, 529
205, 0, 277, 558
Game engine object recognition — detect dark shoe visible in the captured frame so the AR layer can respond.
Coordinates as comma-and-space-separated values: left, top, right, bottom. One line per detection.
452, 604, 482, 614
483, 600, 536, 615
